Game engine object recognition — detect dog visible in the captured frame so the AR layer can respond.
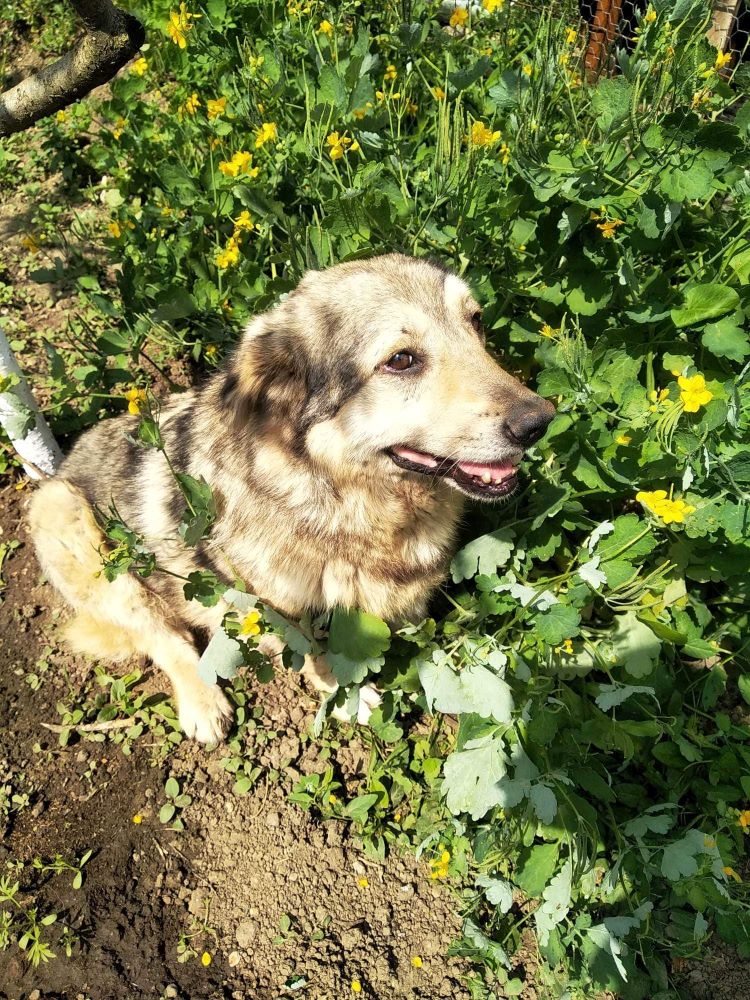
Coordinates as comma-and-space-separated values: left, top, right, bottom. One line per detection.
29, 254, 554, 742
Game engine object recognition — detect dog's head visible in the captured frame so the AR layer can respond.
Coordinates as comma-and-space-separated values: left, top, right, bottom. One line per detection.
221, 254, 554, 502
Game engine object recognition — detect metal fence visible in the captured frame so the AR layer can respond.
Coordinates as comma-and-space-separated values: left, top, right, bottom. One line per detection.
576, 0, 748, 77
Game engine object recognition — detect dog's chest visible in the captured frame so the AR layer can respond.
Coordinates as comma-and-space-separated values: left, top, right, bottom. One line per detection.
221, 485, 460, 620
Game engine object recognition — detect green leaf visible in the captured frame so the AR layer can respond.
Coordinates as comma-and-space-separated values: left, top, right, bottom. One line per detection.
328, 608, 391, 661
595, 683, 656, 712
529, 784, 557, 825
739, 674, 750, 707
591, 77, 632, 133
610, 611, 661, 677
514, 842, 559, 897
535, 862, 573, 946
702, 319, 750, 362
533, 605, 581, 646
198, 626, 244, 685
476, 875, 513, 913
442, 735, 510, 821
165, 777, 179, 798
328, 651, 383, 686
671, 283, 740, 328
419, 657, 513, 723
450, 528, 515, 582
344, 793, 379, 824
660, 162, 715, 202
316, 64, 347, 110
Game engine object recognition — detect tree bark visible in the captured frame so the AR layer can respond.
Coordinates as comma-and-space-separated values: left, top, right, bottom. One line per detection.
0, 0, 145, 137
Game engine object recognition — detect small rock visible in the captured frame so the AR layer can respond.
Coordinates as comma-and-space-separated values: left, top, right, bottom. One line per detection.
265, 811, 280, 828
188, 888, 207, 916
164, 987, 178, 999
236, 918, 258, 949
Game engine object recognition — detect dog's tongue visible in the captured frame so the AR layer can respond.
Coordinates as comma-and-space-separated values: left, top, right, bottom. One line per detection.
456, 459, 516, 480
393, 447, 516, 481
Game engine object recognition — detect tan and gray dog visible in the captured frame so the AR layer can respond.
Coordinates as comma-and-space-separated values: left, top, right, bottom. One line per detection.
29, 254, 554, 742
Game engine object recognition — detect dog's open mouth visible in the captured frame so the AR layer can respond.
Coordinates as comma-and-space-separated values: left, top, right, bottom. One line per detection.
388, 445, 520, 500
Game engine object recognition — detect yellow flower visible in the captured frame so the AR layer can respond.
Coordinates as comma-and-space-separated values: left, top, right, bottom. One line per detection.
239, 609, 262, 636
469, 121, 501, 147
429, 849, 451, 879
207, 97, 227, 120
636, 490, 695, 525
678, 373, 713, 413
449, 7, 469, 28
540, 323, 559, 338
21, 234, 40, 253
648, 386, 672, 412
326, 131, 354, 161
724, 866, 742, 882
616, 434, 632, 446
522, 63, 533, 77
131, 57, 148, 76
204, 344, 218, 359
329, 792, 338, 803
597, 218, 624, 238
108, 220, 122, 238
483, 0, 504, 12
112, 117, 126, 139
384, 64, 398, 81
255, 121, 278, 147
565, 26, 577, 43
167, 3, 201, 48
201, 951, 212, 967
715, 50, 731, 70
249, 55, 265, 72
125, 388, 148, 415
218, 150, 259, 178
411, 955, 423, 968
184, 92, 200, 115
738, 809, 750, 829
318, 19, 334, 36
216, 237, 241, 270
353, 103, 373, 119
357, 877, 369, 888
132, 813, 143, 824
351, 981, 362, 994
233, 210, 255, 232
644, 7, 656, 23
405, 99, 418, 116
431, 86, 446, 100
55, 110, 67, 123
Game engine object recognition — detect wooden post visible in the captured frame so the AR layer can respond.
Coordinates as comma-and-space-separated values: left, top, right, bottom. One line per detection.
584, 0, 625, 81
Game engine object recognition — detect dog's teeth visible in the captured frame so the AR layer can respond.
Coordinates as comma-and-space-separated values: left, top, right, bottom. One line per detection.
481, 472, 492, 484
493, 477, 502, 485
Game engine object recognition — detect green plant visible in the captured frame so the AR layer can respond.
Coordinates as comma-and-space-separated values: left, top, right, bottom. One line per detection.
4, 0, 750, 993
159, 776, 192, 830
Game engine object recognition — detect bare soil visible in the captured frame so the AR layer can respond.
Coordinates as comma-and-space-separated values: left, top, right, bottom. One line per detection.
0, 482, 470, 999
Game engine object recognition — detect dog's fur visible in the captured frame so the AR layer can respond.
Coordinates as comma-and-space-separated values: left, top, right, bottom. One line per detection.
29, 255, 553, 742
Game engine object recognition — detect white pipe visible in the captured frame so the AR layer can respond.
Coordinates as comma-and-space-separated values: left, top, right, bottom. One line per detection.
0, 328, 62, 479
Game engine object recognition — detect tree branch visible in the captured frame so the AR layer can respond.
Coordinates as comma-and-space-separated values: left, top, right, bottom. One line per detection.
0, 0, 145, 137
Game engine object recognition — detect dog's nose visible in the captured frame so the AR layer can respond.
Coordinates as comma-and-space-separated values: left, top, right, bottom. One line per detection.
504, 401, 555, 447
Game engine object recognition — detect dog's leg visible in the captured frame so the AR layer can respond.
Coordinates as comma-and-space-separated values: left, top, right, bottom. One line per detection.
302, 654, 382, 725
29, 479, 233, 743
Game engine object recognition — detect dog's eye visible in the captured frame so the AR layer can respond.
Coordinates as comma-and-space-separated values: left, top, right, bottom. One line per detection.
470, 311, 483, 334
385, 352, 416, 372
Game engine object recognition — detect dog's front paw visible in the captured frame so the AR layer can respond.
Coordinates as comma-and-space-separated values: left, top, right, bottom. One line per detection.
357, 683, 382, 724
331, 683, 382, 725
178, 683, 233, 744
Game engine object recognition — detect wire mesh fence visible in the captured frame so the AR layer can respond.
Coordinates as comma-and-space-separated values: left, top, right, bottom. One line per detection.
575, 0, 748, 75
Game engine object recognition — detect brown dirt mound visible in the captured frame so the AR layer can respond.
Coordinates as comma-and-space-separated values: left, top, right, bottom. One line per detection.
0, 481, 469, 999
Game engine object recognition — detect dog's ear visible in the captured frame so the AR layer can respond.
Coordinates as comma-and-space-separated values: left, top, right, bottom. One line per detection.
219, 327, 307, 425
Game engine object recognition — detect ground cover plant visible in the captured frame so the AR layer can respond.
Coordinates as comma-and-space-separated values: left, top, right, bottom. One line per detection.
2, 0, 750, 996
